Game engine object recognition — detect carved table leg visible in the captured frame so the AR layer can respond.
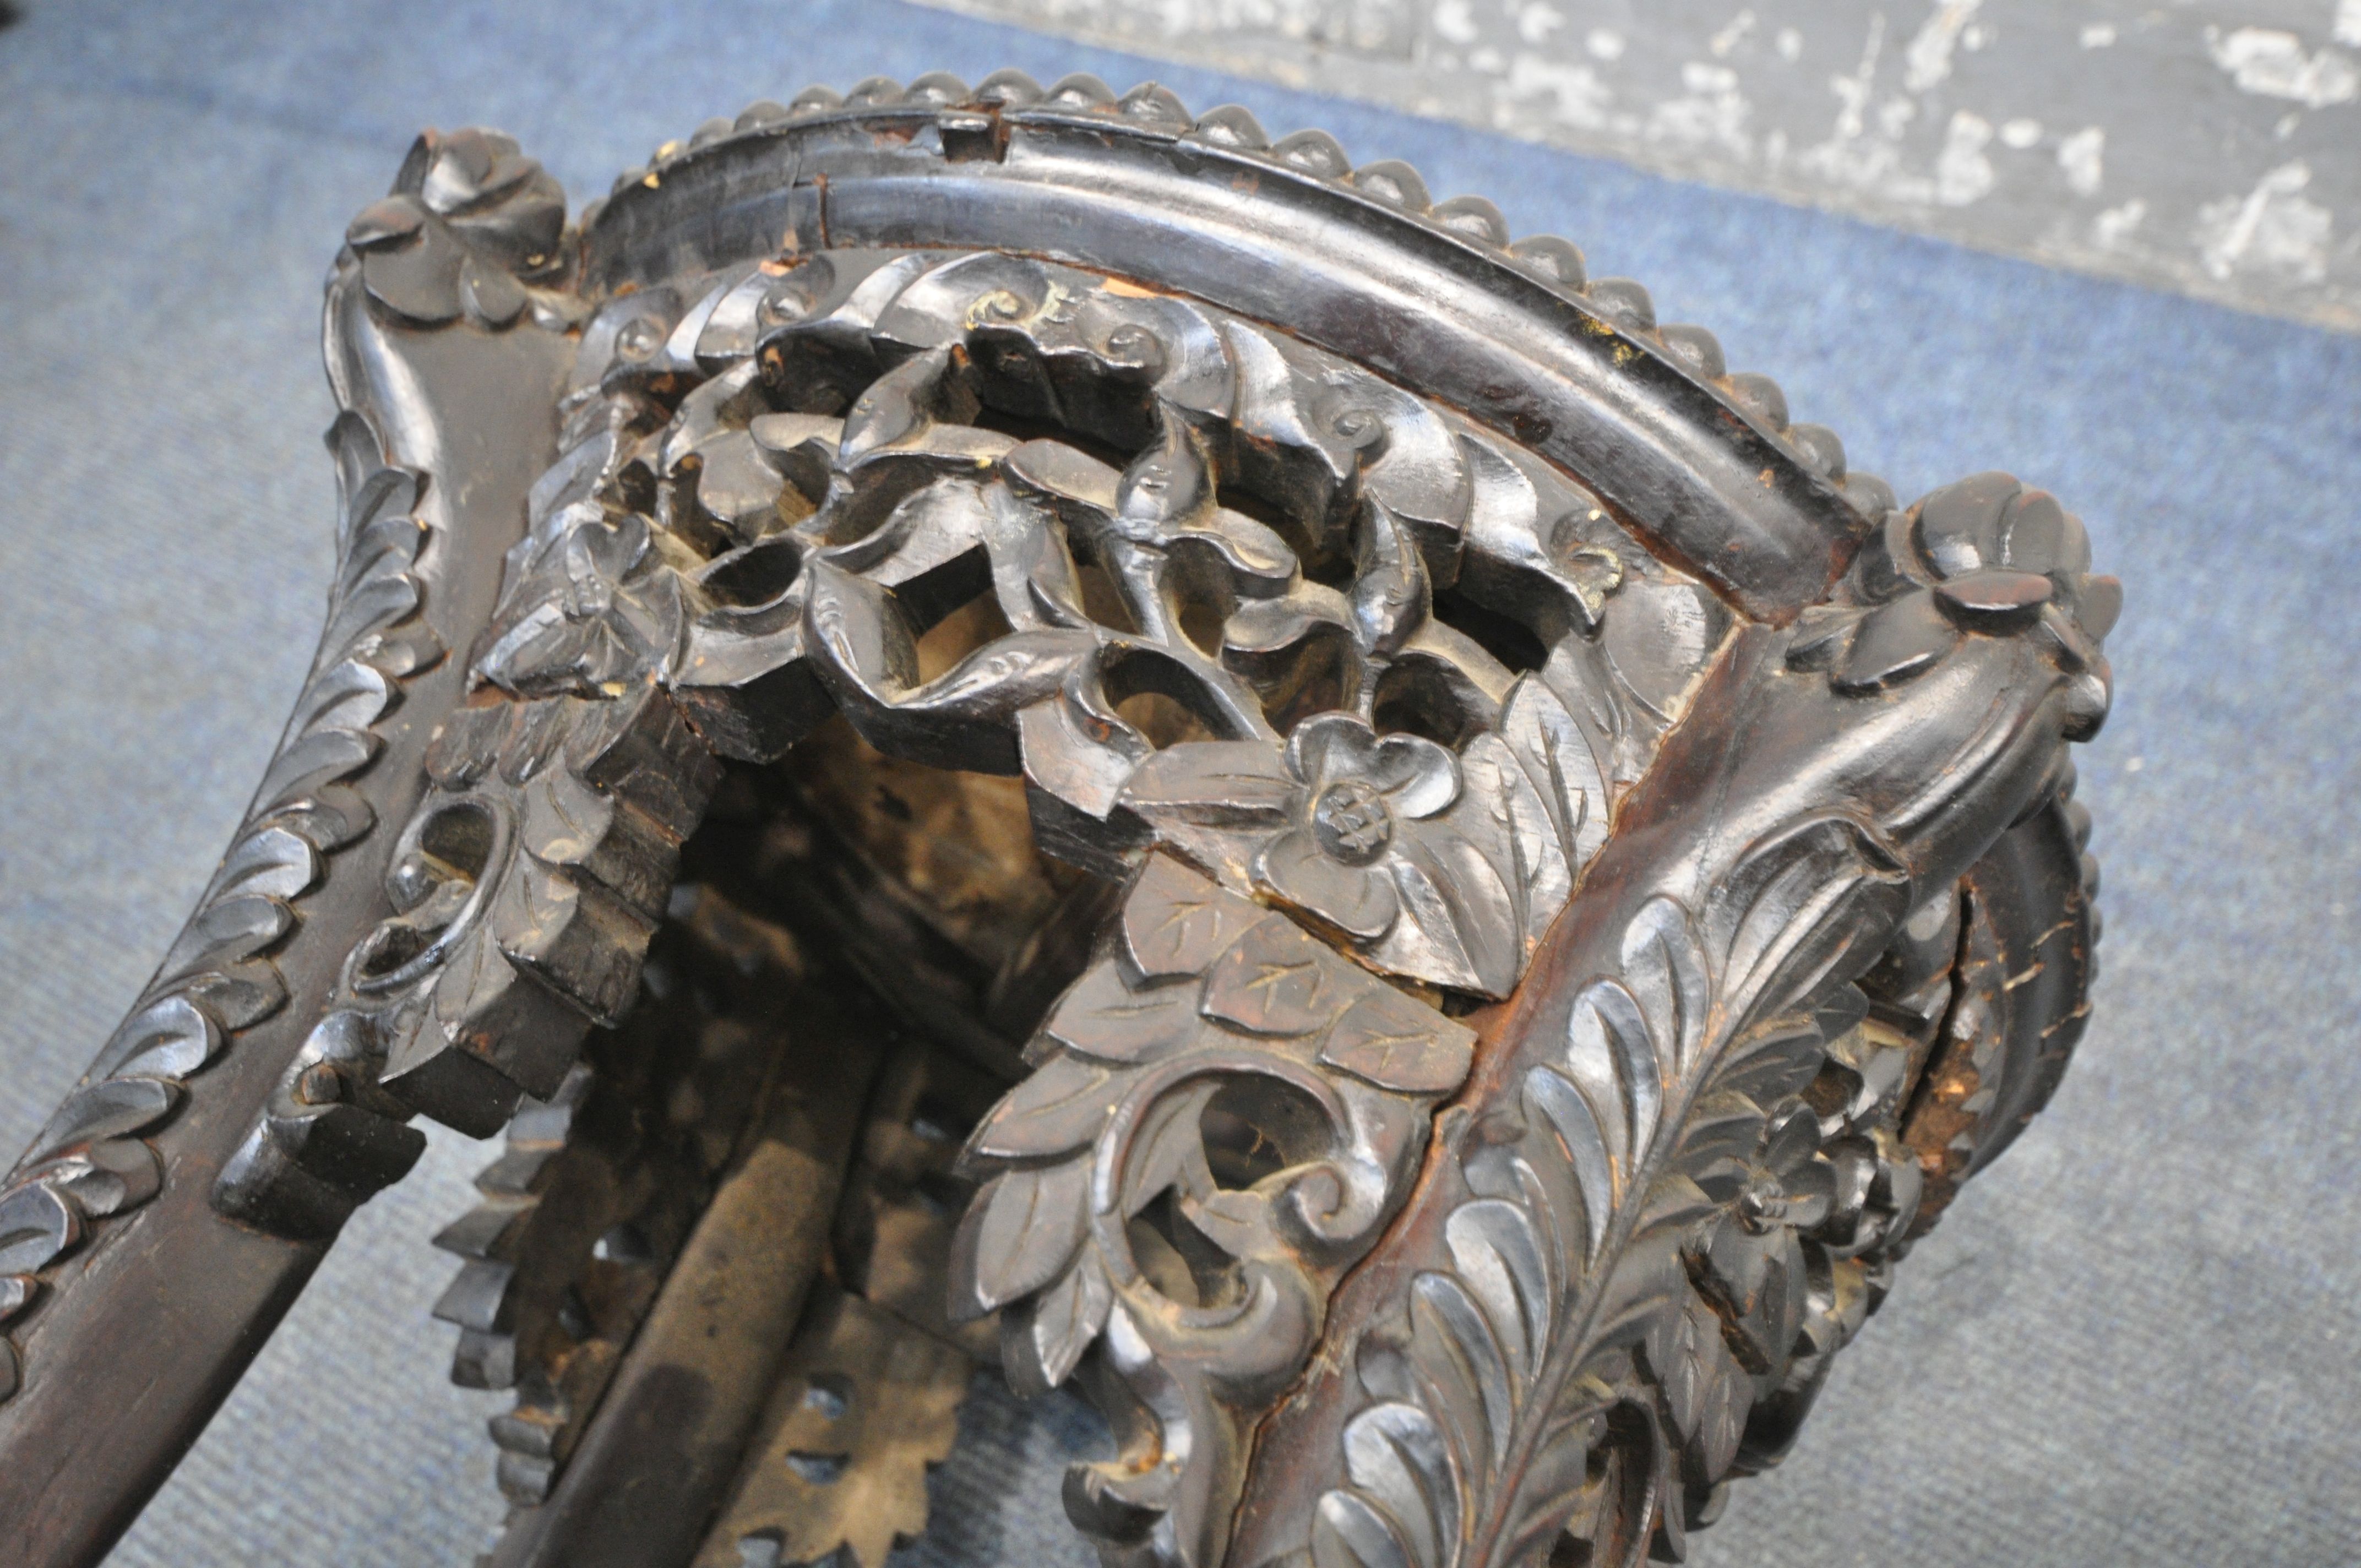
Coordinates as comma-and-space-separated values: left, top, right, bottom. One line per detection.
0, 79, 2115, 1568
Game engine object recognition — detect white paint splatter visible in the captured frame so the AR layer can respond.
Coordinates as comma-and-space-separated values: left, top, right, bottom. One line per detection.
1934, 110, 1995, 205
2057, 126, 2104, 196
1776, 26, 1803, 62
2079, 23, 2115, 49
2095, 198, 2147, 247
1961, 21, 1993, 51
1516, 2, 1564, 46
2276, 111, 2302, 138
1800, 14, 1911, 194
1502, 51, 1616, 130
1999, 117, 2042, 149
2195, 161, 2333, 281
1830, 14, 1883, 141
1903, 0, 1984, 92
2205, 27, 2359, 108
1709, 9, 1756, 59
1470, 45, 1505, 74
2338, 0, 2361, 48
1647, 61, 1754, 157
1432, 0, 1477, 46
1585, 27, 1625, 62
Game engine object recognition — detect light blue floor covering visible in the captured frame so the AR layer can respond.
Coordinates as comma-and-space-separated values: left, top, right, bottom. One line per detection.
1, 1, 2356, 1563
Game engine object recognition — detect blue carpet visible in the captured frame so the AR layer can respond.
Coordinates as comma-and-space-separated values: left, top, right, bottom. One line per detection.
0, 1, 2355, 1564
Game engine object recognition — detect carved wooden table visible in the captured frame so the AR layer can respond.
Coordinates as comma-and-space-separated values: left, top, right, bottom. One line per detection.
0, 70, 2115, 1568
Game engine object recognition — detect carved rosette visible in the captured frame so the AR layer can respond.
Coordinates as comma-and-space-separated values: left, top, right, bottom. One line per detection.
2, 72, 2119, 1568
1239, 476, 2117, 1568
289, 91, 2109, 1565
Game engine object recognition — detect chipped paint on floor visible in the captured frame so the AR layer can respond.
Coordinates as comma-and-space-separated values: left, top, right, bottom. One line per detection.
914, 0, 2361, 331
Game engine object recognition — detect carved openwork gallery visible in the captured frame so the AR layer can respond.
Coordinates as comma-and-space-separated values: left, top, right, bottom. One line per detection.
0, 72, 2115, 1568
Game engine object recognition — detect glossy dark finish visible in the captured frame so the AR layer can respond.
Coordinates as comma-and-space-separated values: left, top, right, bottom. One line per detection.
0, 149, 574, 1565
0, 77, 2112, 1568
583, 105, 1876, 625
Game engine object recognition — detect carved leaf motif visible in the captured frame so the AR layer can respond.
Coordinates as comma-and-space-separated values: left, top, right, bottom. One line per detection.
1459, 736, 1568, 961
0, 1185, 82, 1275
965, 1054, 1120, 1161
1351, 501, 1432, 658
1559, 978, 1665, 1199
1642, 1291, 1749, 1481
292, 659, 398, 737
1516, 1069, 1608, 1265
256, 729, 383, 816
1324, 1403, 1457, 1568
1444, 1200, 1554, 1387
1201, 918, 1346, 1037
1122, 853, 1267, 979
1321, 986, 1475, 1096
1412, 1270, 1514, 1484
1385, 829, 1519, 999
1118, 1080, 1222, 1220
94, 995, 223, 1081
32, 1079, 180, 1163
1018, 696, 1149, 819
1707, 816, 1908, 1036
1119, 742, 1296, 825
1043, 966, 1202, 1064
1619, 897, 1711, 1079
1708, 1018, 1827, 1113
203, 826, 322, 906
320, 565, 425, 658
1314, 818, 1907, 1568
1007, 1253, 1113, 1394
953, 1157, 1092, 1316
1499, 674, 1611, 876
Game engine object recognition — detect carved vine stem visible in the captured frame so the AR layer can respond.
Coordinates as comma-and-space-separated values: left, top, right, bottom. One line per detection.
1236, 473, 2115, 1568
0, 79, 2118, 1568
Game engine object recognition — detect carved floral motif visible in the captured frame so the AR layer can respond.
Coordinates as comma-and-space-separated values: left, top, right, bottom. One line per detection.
1, 81, 2119, 1568
1277, 472, 2118, 1568
953, 853, 1476, 1568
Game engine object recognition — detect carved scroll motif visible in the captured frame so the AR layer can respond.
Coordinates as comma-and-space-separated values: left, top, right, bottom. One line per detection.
189, 238, 1729, 1540
0, 85, 2121, 1568
1255, 472, 2117, 1568
207, 241, 1726, 1237
952, 853, 1478, 1568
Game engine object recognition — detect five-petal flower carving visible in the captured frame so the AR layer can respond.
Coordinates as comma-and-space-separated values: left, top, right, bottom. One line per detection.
1117, 689, 1604, 998
1258, 715, 1461, 941
1789, 472, 2120, 743
1690, 1101, 1836, 1372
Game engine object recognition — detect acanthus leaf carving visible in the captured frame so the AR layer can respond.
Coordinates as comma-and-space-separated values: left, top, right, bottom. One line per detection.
1287, 497, 2113, 1564
3, 385, 447, 1386
951, 853, 1476, 1568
